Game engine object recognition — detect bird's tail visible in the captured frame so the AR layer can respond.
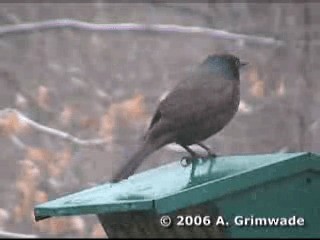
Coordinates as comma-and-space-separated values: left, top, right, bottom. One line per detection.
110, 139, 164, 183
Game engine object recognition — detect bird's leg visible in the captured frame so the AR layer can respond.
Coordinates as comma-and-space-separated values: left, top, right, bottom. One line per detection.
180, 145, 201, 167
197, 142, 217, 159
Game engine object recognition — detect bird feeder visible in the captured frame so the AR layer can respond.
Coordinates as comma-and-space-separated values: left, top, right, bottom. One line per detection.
34, 152, 320, 238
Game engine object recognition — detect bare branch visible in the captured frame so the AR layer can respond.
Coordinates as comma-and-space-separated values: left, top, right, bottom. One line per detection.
0, 18, 284, 46
0, 108, 109, 146
9, 134, 27, 150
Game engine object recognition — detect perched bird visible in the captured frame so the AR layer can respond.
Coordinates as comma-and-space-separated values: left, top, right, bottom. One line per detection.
111, 54, 248, 182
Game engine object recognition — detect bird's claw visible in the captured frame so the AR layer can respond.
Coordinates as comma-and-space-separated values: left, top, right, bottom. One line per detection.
180, 156, 194, 167
207, 153, 218, 159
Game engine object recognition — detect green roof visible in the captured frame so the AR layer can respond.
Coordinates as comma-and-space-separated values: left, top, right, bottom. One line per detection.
34, 152, 320, 221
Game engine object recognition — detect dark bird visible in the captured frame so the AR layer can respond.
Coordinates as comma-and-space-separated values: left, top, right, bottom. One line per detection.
111, 54, 248, 182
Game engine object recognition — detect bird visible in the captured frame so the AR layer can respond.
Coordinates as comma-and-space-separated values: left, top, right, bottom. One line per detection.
111, 53, 248, 183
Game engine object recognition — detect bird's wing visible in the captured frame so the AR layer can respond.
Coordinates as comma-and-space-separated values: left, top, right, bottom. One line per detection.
147, 70, 236, 132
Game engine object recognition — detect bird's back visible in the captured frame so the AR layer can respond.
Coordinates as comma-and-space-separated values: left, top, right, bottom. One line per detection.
146, 65, 240, 145
111, 54, 244, 182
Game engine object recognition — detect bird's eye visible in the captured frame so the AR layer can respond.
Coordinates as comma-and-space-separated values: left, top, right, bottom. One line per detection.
235, 59, 240, 66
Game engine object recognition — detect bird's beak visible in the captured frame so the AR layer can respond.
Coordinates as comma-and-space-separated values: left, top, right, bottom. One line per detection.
240, 62, 249, 68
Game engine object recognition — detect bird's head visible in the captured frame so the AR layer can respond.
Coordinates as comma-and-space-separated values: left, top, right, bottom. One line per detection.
201, 54, 248, 79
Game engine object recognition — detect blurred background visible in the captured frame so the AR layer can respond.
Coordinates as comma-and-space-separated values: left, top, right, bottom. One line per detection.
0, 2, 319, 238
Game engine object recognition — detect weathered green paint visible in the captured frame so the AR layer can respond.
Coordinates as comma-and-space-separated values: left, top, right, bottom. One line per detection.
154, 152, 317, 214
215, 170, 320, 238
34, 152, 320, 238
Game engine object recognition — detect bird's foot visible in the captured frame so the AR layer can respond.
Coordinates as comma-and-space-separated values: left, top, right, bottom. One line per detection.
206, 152, 218, 159
180, 156, 193, 167
200, 153, 218, 165
180, 156, 202, 167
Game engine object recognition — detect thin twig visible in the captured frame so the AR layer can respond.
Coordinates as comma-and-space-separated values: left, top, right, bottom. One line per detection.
0, 108, 108, 146
9, 134, 27, 150
0, 18, 284, 46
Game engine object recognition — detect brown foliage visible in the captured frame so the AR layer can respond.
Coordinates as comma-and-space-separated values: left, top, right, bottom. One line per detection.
248, 67, 265, 98
0, 112, 30, 136
99, 93, 147, 139
90, 223, 106, 238
14, 160, 40, 223
37, 86, 50, 111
